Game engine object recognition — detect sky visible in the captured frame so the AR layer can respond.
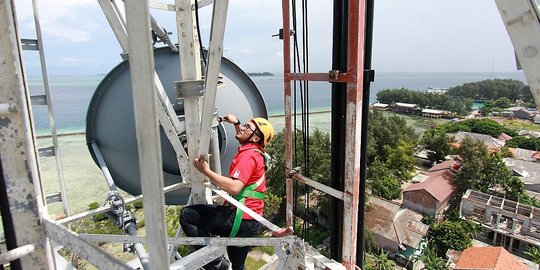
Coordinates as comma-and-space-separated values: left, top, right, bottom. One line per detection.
13, 0, 519, 76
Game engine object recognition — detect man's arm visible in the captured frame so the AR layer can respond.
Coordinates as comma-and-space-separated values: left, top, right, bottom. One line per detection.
193, 154, 245, 195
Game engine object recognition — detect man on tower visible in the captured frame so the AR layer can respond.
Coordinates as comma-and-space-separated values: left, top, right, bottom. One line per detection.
179, 114, 275, 270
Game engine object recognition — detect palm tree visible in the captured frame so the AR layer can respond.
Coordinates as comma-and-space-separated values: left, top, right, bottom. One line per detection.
421, 246, 446, 270
365, 248, 396, 270
525, 246, 540, 270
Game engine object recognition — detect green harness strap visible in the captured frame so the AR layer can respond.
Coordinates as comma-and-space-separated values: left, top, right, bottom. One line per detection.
229, 182, 265, 237
229, 147, 268, 237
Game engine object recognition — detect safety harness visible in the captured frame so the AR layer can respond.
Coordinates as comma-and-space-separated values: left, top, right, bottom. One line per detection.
229, 148, 268, 237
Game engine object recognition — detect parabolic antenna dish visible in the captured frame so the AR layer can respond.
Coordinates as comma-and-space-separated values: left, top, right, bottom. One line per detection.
86, 47, 268, 204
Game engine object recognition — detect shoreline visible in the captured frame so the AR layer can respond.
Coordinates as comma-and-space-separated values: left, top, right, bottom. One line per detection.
36, 110, 334, 138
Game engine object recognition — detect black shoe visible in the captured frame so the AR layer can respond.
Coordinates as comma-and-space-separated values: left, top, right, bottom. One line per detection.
218, 258, 230, 270
203, 257, 230, 270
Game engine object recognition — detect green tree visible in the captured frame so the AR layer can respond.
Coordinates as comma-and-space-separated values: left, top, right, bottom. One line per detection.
367, 111, 417, 166
525, 246, 540, 266
430, 219, 476, 255
384, 139, 416, 182
421, 246, 446, 270
436, 118, 517, 137
506, 136, 540, 151
493, 97, 514, 108
364, 229, 380, 255
375, 88, 472, 115
265, 129, 331, 221
263, 191, 282, 220
367, 159, 401, 200
365, 249, 396, 270
453, 138, 489, 192
447, 79, 529, 102
421, 129, 455, 163
453, 138, 523, 199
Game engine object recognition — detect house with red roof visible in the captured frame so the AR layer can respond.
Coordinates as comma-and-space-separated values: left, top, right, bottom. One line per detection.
402, 159, 460, 222
498, 132, 513, 142
454, 246, 528, 270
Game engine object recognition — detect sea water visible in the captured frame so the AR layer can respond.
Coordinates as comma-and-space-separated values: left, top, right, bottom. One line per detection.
29, 71, 526, 135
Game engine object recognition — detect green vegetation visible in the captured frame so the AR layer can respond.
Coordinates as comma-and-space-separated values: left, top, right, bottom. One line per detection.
453, 138, 525, 200
447, 79, 533, 102
420, 129, 455, 163
252, 246, 275, 256
364, 230, 380, 255
429, 213, 478, 255
434, 118, 517, 137
379, 111, 448, 134
376, 88, 473, 116
245, 257, 267, 269
503, 118, 540, 132
367, 111, 417, 167
481, 97, 514, 115
525, 246, 540, 265
364, 249, 396, 270
265, 129, 331, 222
367, 159, 401, 200
506, 136, 540, 151
420, 246, 446, 270
367, 111, 418, 200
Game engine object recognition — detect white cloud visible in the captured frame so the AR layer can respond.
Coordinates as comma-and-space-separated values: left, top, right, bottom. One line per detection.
16, 0, 102, 43
43, 23, 92, 43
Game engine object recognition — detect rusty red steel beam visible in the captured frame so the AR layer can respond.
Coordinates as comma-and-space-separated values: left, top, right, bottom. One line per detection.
288, 170, 345, 201
340, 0, 366, 269
281, 0, 294, 230
280, 0, 366, 269
286, 72, 356, 83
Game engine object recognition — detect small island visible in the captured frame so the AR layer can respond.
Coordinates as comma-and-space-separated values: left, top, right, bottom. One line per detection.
247, 72, 274, 77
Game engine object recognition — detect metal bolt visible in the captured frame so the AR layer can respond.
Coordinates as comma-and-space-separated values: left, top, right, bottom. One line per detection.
523, 46, 537, 58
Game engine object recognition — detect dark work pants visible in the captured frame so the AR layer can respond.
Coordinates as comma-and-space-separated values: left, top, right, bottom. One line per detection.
179, 204, 261, 270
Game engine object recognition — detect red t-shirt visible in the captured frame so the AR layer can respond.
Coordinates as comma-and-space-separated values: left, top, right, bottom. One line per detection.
228, 143, 266, 219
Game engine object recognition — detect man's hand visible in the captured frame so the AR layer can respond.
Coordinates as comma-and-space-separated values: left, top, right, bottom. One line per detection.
271, 226, 293, 237
222, 114, 238, 125
193, 154, 210, 173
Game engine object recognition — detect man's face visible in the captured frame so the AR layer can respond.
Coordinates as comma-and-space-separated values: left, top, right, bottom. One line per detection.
235, 121, 260, 145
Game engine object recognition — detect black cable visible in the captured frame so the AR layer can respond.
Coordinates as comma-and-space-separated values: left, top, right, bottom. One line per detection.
291, 0, 300, 237
357, 0, 376, 267
301, 0, 310, 242
0, 154, 20, 270
194, 0, 207, 67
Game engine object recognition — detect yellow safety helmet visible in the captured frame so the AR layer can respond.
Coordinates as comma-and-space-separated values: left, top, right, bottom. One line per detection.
252, 117, 275, 146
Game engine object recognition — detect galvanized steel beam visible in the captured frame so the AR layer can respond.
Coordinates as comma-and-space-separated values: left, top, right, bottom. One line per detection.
197, 0, 229, 157
43, 220, 130, 269
31, 0, 70, 217
0, 0, 53, 267
495, 0, 540, 107
79, 234, 296, 246
170, 245, 226, 270
288, 170, 345, 200
176, 0, 209, 204
124, 1, 169, 268
56, 183, 185, 225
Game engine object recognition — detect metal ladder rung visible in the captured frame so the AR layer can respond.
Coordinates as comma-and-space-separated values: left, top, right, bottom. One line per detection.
30, 94, 47, 105
20, 38, 39, 51
38, 146, 55, 157
46, 192, 63, 204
